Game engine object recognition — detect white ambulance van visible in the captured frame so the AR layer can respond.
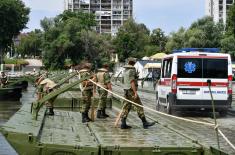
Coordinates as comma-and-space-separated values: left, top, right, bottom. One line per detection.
156, 48, 233, 116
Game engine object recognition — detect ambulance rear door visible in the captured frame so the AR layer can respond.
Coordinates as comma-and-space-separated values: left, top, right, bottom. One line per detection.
177, 56, 203, 101
201, 57, 229, 101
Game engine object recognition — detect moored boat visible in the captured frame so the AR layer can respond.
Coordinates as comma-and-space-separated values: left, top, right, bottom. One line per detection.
0, 87, 22, 101
8, 79, 28, 90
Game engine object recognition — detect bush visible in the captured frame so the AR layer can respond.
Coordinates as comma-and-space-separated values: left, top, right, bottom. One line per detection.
4, 58, 29, 66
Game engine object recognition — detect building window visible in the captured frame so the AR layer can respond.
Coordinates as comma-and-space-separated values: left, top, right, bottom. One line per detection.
219, 0, 223, 5
219, 5, 223, 11
226, 0, 233, 4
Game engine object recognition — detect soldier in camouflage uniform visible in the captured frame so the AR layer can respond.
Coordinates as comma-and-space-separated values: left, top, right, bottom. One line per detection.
79, 63, 94, 123
44, 80, 57, 116
0, 71, 8, 88
35, 71, 49, 100
95, 64, 112, 118
120, 58, 155, 129
38, 78, 57, 115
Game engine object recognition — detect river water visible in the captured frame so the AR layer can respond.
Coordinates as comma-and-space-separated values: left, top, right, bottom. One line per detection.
0, 84, 36, 155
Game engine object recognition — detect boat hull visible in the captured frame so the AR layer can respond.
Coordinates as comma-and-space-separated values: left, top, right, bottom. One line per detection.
8, 79, 29, 90
0, 87, 22, 101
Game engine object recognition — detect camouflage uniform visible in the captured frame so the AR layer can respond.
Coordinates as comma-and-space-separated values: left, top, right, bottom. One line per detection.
121, 65, 145, 119
96, 68, 110, 110
45, 88, 57, 115
44, 80, 57, 115
79, 68, 93, 123
120, 58, 155, 129
96, 68, 111, 118
0, 72, 8, 88
36, 74, 47, 100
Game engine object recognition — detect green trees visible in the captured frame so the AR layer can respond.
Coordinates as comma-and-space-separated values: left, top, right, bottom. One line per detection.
165, 17, 224, 52
41, 11, 97, 69
113, 19, 150, 61
165, 27, 186, 53
221, 35, 235, 54
150, 28, 168, 51
0, 0, 29, 63
141, 28, 168, 57
189, 17, 224, 48
226, 2, 235, 36
221, 2, 235, 56
40, 17, 55, 32
17, 30, 43, 57
109, 16, 229, 61
40, 11, 116, 69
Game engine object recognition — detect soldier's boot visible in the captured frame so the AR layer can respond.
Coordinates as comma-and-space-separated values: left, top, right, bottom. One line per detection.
46, 107, 54, 116
120, 118, 132, 129
82, 113, 85, 123
82, 113, 90, 123
97, 110, 105, 119
102, 109, 109, 118
141, 117, 155, 129
85, 111, 92, 122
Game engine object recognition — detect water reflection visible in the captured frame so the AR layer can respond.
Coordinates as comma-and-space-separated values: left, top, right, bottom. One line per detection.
0, 84, 36, 123
0, 85, 36, 155
0, 101, 21, 125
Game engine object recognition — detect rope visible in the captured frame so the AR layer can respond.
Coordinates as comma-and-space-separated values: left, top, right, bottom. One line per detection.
218, 129, 235, 150
89, 79, 235, 152
208, 82, 220, 149
214, 124, 219, 130
89, 79, 214, 126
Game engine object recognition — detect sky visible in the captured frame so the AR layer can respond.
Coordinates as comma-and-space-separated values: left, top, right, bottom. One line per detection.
22, 0, 205, 34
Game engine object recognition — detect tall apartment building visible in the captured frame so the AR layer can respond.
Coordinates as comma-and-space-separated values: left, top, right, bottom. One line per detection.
205, 0, 234, 24
64, 0, 133, 35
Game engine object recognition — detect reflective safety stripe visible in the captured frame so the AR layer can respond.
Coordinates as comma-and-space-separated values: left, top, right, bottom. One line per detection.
177, 81, 227, 87
159, 80, 227, 87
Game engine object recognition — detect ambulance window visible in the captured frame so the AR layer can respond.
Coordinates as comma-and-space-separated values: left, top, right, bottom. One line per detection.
178, 58, 202, 78
162, 58, 172, 78
162, 60, 167, 78
203, 59, 227, 78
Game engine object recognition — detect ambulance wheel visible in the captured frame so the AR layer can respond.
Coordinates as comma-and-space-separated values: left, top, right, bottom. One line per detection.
166, 100, 172, 114
219, 110, 227, 117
